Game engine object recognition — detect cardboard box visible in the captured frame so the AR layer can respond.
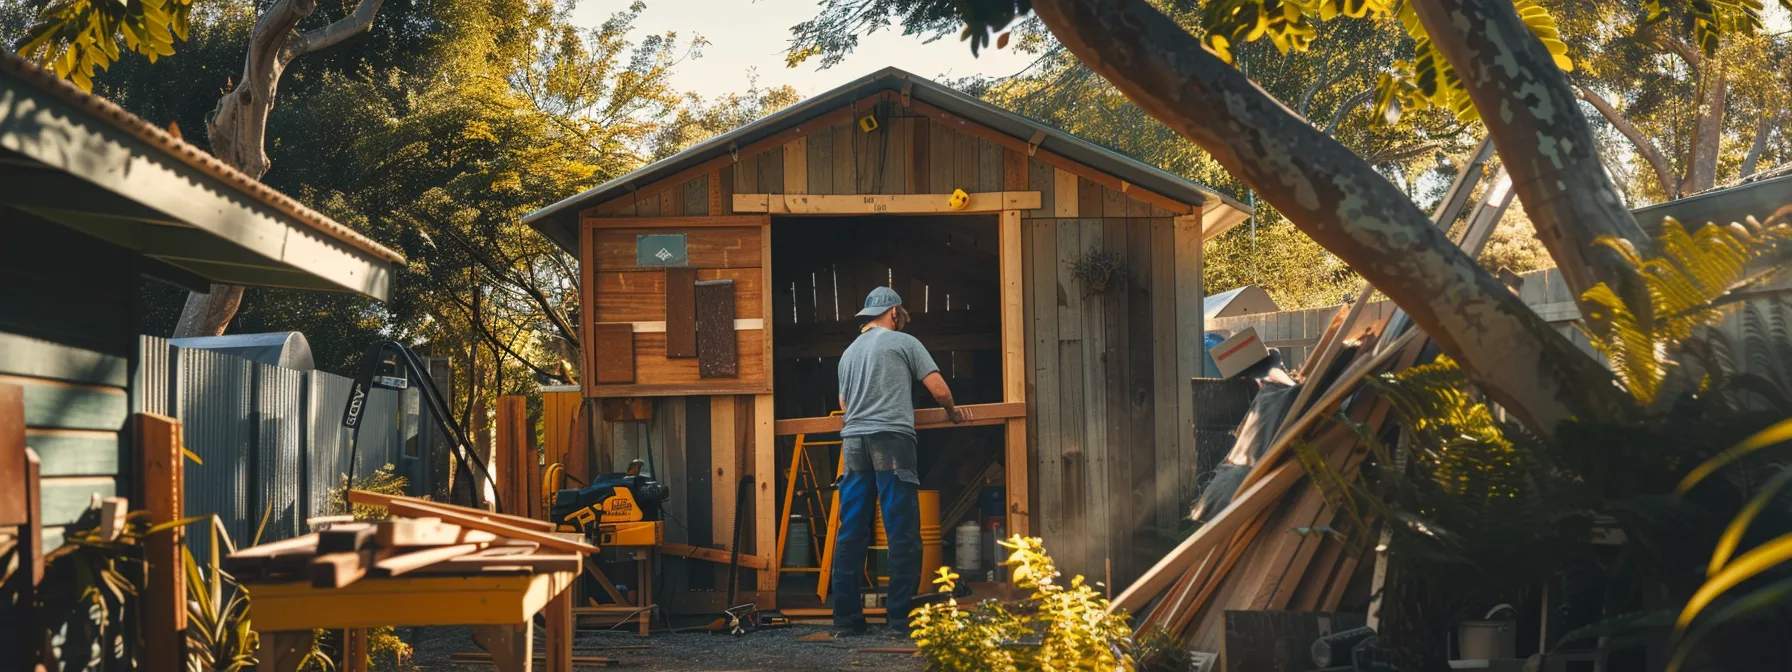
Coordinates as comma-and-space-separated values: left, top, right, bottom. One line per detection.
1211, 327, 1269, 379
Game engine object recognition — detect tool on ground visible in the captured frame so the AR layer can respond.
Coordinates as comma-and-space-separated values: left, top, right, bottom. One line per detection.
721, 603, 762, 636
341, 341, 497, 511
547, 458, 668, 547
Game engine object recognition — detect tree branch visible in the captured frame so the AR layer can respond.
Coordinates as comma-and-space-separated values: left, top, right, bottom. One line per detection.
427, 217, 583, 351
294, 0, 386, 56
1576, 84, 1681, 198
1323, 88, 1374, 137
1028, 0, 1630, 436
1740, 110, 1779, 179
1645, 24, 1702, 73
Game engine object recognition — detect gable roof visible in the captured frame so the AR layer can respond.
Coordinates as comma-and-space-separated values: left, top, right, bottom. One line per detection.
0, 53, 403, 299
525, 67, 1251, 252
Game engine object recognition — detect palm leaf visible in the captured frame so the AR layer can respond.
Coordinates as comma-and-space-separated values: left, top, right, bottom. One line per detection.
1677, 417, 1792, 494
1673, 531, 1792, 632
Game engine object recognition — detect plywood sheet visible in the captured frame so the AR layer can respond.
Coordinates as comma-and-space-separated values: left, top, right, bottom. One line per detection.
697, 279, 740, 378
593, 324, 635, 384
665, 268, 698, 358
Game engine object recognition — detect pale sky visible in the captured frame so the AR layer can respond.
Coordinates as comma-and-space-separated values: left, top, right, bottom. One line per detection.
568, 0, 1041, 99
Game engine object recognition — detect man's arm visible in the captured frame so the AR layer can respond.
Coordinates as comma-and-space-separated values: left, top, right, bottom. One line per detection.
921, 372, 966, 423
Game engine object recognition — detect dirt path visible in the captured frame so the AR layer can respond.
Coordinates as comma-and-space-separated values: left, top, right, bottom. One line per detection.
406, 624, 925, 671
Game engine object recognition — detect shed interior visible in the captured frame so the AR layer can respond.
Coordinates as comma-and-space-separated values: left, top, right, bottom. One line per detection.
767, 214, 1009, 605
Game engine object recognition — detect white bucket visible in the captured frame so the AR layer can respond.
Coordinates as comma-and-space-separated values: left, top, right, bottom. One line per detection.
954, 520, 982, 571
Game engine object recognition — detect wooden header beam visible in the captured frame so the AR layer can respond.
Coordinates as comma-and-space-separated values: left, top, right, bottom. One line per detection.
733, 192, 1041, 215
773, 401, 1025, 436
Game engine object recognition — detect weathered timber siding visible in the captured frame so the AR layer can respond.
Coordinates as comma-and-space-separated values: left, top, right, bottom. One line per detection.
1, 214, 137, 548
1021, 165, 1201, 586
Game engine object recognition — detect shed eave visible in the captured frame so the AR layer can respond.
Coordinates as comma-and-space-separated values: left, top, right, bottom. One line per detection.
0, 58, 397, 300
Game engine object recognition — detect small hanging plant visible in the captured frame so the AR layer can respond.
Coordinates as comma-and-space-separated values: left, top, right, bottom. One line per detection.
1069, 250, 1130, 295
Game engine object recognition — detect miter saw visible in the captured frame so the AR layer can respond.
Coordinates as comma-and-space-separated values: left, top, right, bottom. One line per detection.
546, 459, 669, 547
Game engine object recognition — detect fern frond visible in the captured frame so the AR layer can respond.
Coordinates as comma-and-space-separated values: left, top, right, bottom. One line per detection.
1580, 217, 1792, 405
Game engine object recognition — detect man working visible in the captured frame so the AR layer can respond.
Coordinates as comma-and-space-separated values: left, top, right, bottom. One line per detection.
831, 286, 966, 637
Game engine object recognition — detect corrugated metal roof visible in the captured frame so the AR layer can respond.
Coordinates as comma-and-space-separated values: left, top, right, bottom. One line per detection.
0, 52, 404, 266
524, 67, 1252, 252
1632, 172, 1792, 232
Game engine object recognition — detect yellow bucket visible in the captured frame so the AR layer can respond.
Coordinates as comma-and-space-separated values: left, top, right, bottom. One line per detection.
873, 490, 943, 584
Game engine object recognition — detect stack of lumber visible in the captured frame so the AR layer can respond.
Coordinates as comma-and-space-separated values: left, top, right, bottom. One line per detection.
224, 491, 595, 588
1113, 138, 1516, 657
1111, 297, 1422, 651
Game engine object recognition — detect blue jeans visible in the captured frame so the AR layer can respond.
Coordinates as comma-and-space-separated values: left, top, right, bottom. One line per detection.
831, 432, 921, 631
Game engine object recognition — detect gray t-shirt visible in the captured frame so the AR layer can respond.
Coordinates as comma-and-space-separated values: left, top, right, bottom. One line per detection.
837, 327, 939, 438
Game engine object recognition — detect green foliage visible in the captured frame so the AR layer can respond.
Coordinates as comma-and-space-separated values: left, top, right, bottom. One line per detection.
1642, 0, 1790, 57
1198, 0, 1393, 62
329, 463, 409, 520
16, 0, 192, 90
1669, 418, 1792, 670
1128, 628, 1190, 672
1577, 216, 1792, 404
1204, 220, 1361, 308
910, 536, 1133, 671
0, 503, 207, 670
1289, 211, 1792, 666
185, 516, 260, 672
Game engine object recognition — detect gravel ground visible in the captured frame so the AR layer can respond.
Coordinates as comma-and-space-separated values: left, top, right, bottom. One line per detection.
405, 623, 925, 671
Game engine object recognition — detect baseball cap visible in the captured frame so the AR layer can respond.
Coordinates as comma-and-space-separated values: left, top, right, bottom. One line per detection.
856, 286, 903, 317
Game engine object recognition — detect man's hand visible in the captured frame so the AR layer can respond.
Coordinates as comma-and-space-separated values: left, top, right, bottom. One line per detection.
946, 406, 966, 424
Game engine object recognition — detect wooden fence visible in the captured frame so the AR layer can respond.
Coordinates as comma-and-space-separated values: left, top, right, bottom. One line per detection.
1210, 266, 1791, 382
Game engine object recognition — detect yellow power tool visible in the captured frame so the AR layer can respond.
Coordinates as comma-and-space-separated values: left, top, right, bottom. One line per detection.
544, 459, 667, 547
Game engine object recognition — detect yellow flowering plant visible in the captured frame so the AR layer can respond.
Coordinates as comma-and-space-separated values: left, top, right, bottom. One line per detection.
910, 536, 1134, 671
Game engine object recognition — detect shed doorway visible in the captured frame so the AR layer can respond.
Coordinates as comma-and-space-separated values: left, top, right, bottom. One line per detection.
767, 214, 1014, 609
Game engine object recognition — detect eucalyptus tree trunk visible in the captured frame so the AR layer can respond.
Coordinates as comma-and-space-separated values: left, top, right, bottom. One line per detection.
1026, 0, 1632, 437
1682, 67, 1726, 194
1406, 0, 1649, 318
171, 0, 386, 337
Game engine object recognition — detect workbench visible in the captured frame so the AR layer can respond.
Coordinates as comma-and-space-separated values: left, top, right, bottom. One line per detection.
249, 568, 579, 671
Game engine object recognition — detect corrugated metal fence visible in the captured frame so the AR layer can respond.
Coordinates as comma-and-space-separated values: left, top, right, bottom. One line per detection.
137, 336, 432, 551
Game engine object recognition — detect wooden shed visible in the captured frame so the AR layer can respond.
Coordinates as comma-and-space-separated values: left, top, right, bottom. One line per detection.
524, 67, 1251, 602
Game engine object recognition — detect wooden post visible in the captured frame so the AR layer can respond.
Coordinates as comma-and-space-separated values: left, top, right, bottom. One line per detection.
342, 629, 369, 672
471, 622, 532, 672
495, 396, 528, 516
999, 209, 1030, 536
1, 383, 41, 668
754, 394, 776, 597
256, 631, 312, 672
544, 585, 574, 670
137, 412, 186, 671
